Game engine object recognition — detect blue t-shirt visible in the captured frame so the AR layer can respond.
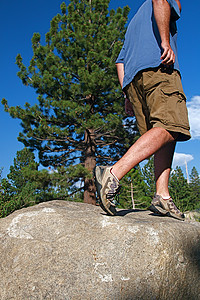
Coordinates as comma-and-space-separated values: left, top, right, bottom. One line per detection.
116, 0, 181, 89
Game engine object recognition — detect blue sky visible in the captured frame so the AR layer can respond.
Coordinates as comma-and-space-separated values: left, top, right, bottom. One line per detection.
0, 0, 200, 179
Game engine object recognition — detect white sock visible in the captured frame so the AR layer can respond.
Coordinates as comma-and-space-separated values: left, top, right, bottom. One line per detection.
110, 168, 119, 182
162, 196, 171, 200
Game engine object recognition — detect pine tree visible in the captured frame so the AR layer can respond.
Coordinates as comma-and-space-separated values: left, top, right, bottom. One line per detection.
2, 0, 137, 204
169, 166, 190, 211
119, 166, 152, 209
0, 148, 89, 217
7, 147, 39, 190
0, 148, 53, 217
189, 166, 200, 209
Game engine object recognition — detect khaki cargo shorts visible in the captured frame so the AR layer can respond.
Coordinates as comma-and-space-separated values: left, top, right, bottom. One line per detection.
125, 67, 191, 141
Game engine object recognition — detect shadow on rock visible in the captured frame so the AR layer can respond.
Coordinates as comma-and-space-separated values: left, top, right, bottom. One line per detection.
116, 209, 143, 216
188, 239, 200, 273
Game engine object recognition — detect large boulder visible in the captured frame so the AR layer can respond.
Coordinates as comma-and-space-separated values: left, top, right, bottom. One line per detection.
185, 209, 200, 222
0, 200, 200, 300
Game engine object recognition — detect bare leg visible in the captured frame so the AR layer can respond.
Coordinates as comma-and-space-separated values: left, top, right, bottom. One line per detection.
112, 127, 177, 180
154, 141, 176, 198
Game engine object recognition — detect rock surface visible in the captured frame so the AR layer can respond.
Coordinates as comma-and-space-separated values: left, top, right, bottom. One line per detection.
0, 200, 200, 300
185, 210, 200, 222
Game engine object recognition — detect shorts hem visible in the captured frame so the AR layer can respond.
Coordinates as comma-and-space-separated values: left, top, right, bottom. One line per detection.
152, 122, 191, 141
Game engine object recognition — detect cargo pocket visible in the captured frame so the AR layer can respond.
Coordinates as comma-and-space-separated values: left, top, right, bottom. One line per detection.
160, 88, 190, 130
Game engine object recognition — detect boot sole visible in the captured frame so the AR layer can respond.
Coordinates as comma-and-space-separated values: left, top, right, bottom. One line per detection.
149, 204, 185, 221
149, 204, 168, 215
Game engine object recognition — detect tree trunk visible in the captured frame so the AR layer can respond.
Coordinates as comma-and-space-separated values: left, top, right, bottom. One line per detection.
131, 181, 135, 209
84, 129, 96, 205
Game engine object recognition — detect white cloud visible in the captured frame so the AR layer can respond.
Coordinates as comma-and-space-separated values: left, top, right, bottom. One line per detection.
187, 95, 200, 139
172, 152, 194, 169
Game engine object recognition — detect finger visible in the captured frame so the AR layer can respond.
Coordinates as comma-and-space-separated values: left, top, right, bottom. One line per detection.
162, 51, 175, 65
161, 53, 172, 64
162, 53, 171, 64
161, 48, 168, 60
161, 46, 175, 64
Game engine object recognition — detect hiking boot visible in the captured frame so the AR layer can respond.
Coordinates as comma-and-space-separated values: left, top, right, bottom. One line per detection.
149, 194, 185, 221
94, 166, 121, 216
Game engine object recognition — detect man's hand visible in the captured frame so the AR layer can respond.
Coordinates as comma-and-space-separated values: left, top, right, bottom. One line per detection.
125, 98, 134, 117
161, 42, 175, 65
116, 63, 134, 116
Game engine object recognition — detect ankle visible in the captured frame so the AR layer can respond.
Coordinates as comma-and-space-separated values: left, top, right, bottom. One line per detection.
157, 194, 171, 200
110, 168, 119, 182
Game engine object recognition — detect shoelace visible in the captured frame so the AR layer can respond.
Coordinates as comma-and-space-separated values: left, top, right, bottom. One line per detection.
168, 199, 181, 213
106, 186, 122, 205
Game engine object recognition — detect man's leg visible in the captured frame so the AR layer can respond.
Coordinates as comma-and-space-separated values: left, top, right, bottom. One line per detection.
95, 127, 177, 216
154, 140, 176, 198
149, 140, 185, 220
112, 127, 176, 180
